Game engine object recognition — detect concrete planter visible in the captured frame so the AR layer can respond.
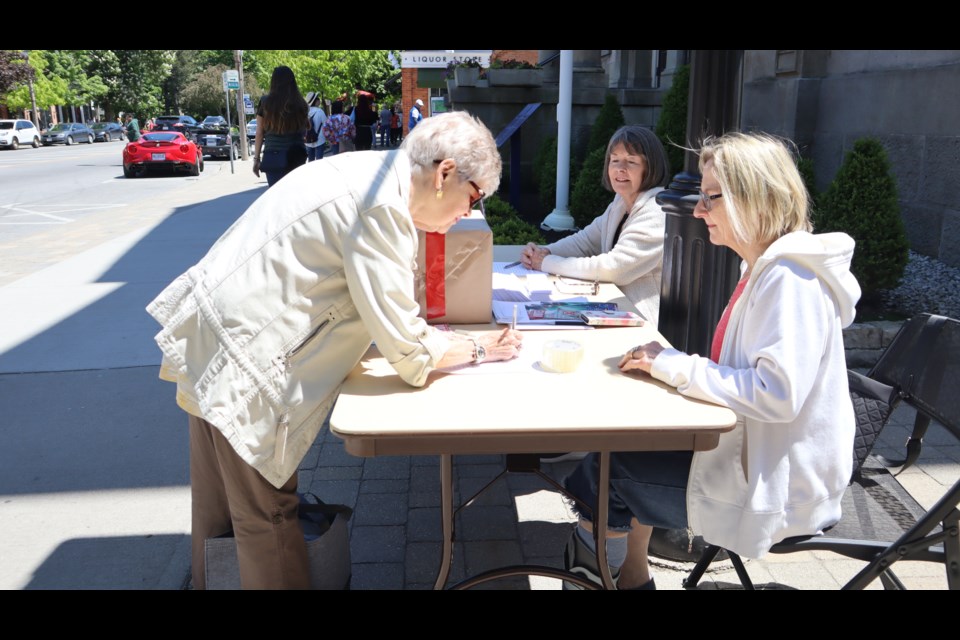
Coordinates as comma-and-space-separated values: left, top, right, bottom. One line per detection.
487, 68, 543, 88
454, 67, 481, 87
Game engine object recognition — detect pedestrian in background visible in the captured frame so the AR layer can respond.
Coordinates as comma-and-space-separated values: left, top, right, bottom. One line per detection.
321, 101, 356, 156
390, 105, 402, 147
253, 66, 308, 187
124, 114, 141, 142
379, 103, 392, 147
408, 98, 424, 131
305, 91, 327, 162
353, 92, 377, 151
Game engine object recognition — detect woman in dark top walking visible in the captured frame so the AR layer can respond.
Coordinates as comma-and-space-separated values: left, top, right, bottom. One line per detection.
353, 92, 377, 151
253, 66, 308, 187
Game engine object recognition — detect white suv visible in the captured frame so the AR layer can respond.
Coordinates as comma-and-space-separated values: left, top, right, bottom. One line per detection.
0, 119, 41, 150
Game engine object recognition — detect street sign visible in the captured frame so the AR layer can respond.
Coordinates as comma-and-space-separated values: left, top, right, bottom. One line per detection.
223, 70, 240, 90
243, 94, 255, 115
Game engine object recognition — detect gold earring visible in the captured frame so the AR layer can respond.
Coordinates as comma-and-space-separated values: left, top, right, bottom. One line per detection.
436, 189, 444, 199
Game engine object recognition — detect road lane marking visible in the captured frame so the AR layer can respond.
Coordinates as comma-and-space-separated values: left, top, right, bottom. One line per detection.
0, 202, 127, 225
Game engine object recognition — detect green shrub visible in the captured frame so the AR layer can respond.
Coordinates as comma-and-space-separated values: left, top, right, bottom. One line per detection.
655, 64, 690, 177
482, 194, 517, 227
482, 194, 544, 244
569, 146, 610, 230
490, 217, 545, 245
816, 138, 908, 300
535, 136, 558, 208
796, 155, 818, 215
586, 94, 625, 158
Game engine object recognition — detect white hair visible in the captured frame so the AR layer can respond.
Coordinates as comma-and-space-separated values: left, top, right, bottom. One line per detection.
402, 111, 501, 193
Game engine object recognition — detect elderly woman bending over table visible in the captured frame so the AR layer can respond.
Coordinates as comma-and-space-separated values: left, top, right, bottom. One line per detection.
147, 111, 522, 589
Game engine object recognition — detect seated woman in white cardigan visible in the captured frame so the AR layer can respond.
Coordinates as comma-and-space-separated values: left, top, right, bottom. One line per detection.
521, 126, 670, 324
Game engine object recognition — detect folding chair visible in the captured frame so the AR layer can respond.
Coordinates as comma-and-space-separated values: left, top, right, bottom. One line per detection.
683, 313, 960, 590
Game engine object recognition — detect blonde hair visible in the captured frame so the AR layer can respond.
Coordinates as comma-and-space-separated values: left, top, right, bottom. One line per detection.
699, 132, 812, 247
402, 111, 501, 194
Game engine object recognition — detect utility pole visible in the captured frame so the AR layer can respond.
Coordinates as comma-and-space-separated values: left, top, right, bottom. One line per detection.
23, 51, 40, 129
234, 49, 249, 160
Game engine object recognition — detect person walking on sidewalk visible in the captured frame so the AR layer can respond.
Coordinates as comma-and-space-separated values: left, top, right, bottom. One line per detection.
408, 98, 424, 131
252, 66, 309, 187
304, 91, 327, 162
379, 103, 392, 147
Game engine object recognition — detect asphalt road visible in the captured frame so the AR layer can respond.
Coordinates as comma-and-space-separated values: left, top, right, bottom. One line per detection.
0, 141, 265, 589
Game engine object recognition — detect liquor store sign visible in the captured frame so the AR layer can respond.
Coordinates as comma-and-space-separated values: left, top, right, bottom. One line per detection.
401, 51, 492, 69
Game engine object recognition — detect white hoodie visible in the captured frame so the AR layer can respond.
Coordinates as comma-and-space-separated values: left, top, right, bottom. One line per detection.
650, 231, 862, 558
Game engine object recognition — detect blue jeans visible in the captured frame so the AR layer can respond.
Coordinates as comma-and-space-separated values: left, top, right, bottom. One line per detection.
564, 450, 692, 531
306, 145, 325, 161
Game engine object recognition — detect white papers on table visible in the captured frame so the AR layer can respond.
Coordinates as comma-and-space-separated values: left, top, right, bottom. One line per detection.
492, 262, 580, 304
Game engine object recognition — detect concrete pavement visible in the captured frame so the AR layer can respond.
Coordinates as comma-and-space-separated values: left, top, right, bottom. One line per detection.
1, 157, 956, 589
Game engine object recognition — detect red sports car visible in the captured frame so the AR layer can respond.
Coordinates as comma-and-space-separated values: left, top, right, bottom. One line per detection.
123, 131, 204, 178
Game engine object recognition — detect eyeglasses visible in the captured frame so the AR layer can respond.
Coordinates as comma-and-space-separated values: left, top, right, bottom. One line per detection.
434, 160, 486, 215
698, 190, 723, 212
468, 180, 486, 215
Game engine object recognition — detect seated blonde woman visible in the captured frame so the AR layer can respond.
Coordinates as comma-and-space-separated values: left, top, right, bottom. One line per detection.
563, 132, 861, 590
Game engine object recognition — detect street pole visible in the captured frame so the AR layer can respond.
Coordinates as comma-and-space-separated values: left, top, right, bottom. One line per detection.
224, 82, 235, 174
234, 49, 249, 160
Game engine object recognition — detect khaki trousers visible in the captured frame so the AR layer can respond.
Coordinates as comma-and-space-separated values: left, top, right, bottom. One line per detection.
189, 415, 310, 589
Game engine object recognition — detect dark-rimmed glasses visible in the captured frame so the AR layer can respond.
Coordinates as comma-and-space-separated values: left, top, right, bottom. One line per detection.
698, 190, 723, 212
468, 180, 486, 215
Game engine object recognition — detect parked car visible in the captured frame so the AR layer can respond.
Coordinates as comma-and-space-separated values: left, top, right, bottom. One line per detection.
197, 120, 240, 159
154, 115, 201, 137
42, 122, 95, 146
201, 115, 228, 130
0, 119, 41, 150
91, 122, 126, 142
123, 131, 204, 178
245, 119, 257, 146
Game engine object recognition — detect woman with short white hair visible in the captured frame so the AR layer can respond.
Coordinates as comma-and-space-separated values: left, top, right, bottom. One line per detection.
563, 132, 862, 589
148, 110, 520, 590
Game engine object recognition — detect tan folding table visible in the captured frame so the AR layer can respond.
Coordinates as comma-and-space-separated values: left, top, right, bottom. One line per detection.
330, 319, 736, 589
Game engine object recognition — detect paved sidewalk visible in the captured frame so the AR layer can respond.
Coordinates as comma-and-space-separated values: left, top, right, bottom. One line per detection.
307, 401, 958, 590
1, 157, 955, 589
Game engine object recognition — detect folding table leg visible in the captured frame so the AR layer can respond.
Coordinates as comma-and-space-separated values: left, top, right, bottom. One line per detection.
434, 453, 454, 590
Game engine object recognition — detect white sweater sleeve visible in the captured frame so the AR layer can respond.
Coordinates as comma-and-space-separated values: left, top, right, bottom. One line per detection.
541, 196, 665, 286
649, 262, 834, 423
342, 204, 449, 388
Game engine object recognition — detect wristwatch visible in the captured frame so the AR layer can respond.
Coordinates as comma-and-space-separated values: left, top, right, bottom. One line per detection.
468, 336, 486, 364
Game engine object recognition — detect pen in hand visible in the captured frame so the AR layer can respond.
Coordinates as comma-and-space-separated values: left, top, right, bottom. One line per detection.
503, 261, 522, 269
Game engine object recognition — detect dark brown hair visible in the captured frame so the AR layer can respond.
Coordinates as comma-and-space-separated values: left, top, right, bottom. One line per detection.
259, 66, 308, 135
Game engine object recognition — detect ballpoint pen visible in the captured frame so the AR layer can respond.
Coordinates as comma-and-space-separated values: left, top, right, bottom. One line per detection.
512, 304, 518, 332
503, 261, 522, 269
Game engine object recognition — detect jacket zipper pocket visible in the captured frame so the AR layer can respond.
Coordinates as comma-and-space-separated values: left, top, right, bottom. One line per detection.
282, 318, 331, 372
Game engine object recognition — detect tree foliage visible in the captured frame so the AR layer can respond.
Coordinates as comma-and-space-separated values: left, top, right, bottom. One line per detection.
246, 50, 397, 105
181, 64, 231, 118
3, 50, 68, 112
107, 50, 175, 118
816, 138, 909, 300
0, 50, 34, 95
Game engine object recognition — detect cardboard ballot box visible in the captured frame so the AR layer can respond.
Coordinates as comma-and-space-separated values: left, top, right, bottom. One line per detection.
415, 210, 492, 324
